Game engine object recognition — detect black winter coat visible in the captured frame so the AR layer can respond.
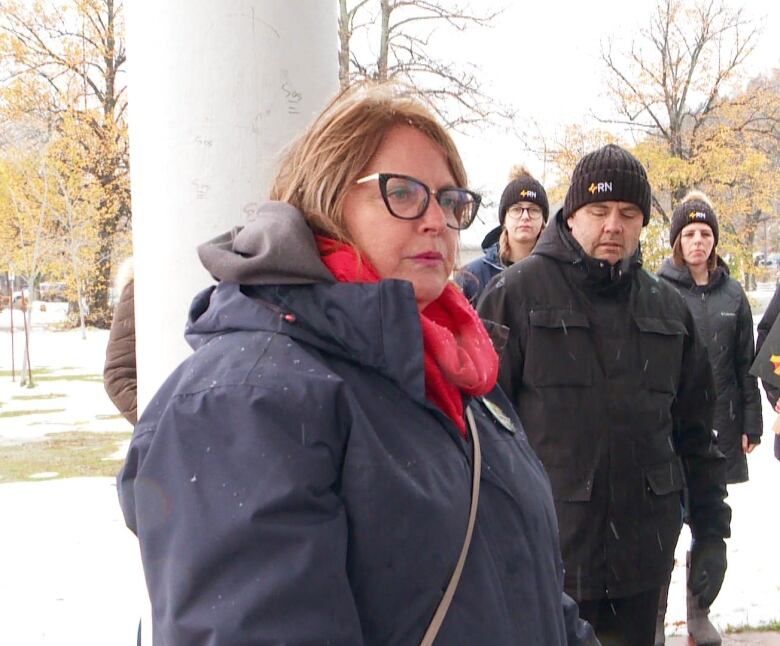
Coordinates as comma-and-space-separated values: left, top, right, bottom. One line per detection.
755, 283, 780, 461
657, 258, 762, 483
117, 204, 595, 645
478, 212, 731, 601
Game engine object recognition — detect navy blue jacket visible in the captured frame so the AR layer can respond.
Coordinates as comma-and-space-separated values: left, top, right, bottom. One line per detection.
455, 243, 507, 305
117, 206, 595, 645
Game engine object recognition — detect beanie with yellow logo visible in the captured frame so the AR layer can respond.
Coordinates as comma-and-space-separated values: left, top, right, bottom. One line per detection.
669, 197, 718, 248
498, 175, 549, 227
563, 144, 652, 224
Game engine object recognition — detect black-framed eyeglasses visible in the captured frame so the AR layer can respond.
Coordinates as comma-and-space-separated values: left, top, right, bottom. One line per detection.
506, 205, 544, 220
354, 172, 481, 230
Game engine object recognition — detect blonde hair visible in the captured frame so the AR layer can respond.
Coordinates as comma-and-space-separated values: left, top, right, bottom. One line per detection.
269, 81, 468, 242
499, 228, 510, 264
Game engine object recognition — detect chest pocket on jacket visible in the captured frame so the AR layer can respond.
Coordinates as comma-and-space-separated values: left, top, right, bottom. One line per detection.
525, 309, 592, 387
635, 316, 686, 394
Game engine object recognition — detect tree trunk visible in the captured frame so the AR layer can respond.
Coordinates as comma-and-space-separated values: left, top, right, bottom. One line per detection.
76, 279, 87, 340
19, 275, 36, 388
338, 0, 350, 89
377, 0, 390, 81
86, 211, 115, 328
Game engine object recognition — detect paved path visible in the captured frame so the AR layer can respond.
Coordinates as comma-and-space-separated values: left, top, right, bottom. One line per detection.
666, 633, 780, 645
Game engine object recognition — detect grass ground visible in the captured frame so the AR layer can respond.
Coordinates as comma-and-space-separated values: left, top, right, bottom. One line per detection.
0, 431, 130, 482
726, 620, 780, 633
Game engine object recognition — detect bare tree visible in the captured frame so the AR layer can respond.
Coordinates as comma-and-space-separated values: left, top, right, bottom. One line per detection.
338, 0, 514, 131
599, 0, 774, 207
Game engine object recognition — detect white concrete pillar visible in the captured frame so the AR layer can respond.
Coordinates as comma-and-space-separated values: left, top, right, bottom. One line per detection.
126, 1, 339, 412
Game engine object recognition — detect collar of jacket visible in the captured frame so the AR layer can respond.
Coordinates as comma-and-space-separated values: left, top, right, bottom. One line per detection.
481, 225, 502, 250
533, 209, 641, 294
482, 243, 507, 271
188, 198, 436, 409
657, 256, 729, 293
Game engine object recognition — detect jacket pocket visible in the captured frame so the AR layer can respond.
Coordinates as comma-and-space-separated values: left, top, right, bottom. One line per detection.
525, 309, 592, 387
644, 460, 685, 496
545, 464, 594, 502
635, 316, 686, 393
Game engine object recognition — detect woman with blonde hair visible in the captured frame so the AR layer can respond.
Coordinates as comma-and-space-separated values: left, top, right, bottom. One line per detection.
456, 165, 548, 304
117, 81, 594, 644
655, 190, 761, 646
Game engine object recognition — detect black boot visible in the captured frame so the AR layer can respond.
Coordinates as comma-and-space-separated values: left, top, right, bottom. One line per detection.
686, 550, 721, 645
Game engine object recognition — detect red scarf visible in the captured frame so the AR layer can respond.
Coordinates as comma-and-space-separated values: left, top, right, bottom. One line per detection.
316, 236, 498, 437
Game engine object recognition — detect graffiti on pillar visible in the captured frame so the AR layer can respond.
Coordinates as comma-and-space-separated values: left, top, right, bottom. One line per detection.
192, 179, 211, 200
244, 202, 261, 222
247, 7, 280, 39
252, 109, 272, 134
280, 70, 302, 115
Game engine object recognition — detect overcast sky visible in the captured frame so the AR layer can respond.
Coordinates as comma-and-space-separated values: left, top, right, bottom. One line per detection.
447, 0, 780, 245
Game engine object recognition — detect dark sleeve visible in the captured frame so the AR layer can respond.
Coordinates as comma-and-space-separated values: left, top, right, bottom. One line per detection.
453, 267, 479, 305
734, 289, 762, 442
117, 384, 364, 645
672, 306, 731, 541
477, 274, 524, 402
103, 280, 137, 425
562, 592, 600, 645
756, 284, 780, 407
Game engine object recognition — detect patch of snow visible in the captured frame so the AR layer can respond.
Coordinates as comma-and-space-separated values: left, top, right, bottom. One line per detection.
28, 471, 59, 479
0, 478, 145, 646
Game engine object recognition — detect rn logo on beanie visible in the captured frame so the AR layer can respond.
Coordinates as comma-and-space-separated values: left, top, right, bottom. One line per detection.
588, 182, 613, 195
688, 211, 707, 222
563, 144, 652, 225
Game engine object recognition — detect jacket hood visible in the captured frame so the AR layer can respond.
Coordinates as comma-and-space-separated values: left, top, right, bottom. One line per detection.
533, 209, 581, 263
481, 225, 502, 250
657, 256, 729, 291
197, 201, 336, 286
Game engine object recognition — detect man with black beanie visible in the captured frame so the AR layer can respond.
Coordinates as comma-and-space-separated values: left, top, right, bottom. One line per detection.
479, 144, 731, 646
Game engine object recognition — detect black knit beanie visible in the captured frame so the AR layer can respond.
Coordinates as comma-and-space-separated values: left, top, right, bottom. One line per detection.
669, 198, 719, 248
498, 176, 549, 226
563, 144, 652, 225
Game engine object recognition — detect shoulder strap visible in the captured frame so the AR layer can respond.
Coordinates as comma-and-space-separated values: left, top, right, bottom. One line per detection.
419, 407, 482, 646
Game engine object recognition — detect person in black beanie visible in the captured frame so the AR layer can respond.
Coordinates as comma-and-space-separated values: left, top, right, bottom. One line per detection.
656, 190, 761, 646
455, 165, 548, 304
755, 285, 780, 462
479, 144, 731, 646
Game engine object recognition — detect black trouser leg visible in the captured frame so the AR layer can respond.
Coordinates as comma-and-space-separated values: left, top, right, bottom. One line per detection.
577, 588, 661, 646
